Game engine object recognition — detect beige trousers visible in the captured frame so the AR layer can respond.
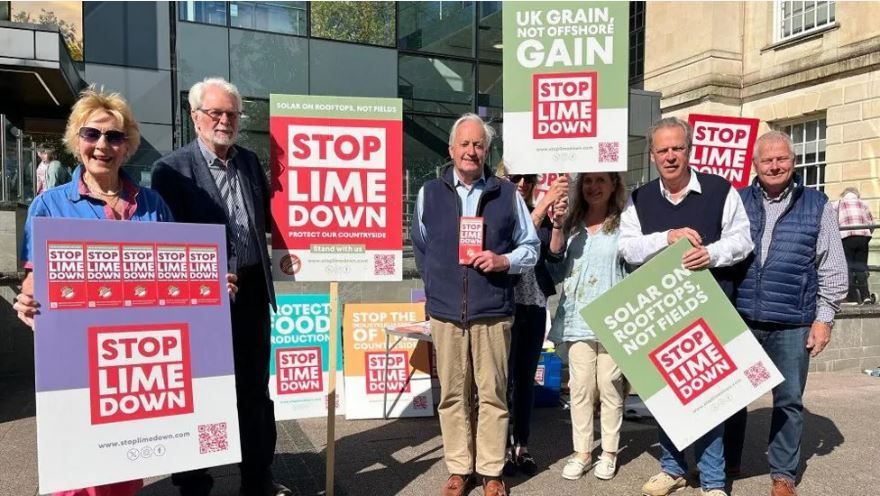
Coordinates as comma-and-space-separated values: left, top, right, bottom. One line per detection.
431, 316, 513, 477
565, 340, 625, 454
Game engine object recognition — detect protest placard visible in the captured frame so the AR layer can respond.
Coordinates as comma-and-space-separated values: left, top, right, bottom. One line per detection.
342, 303, 432, 419
33, 218, 240, 493
688, 114, 760, 189
269, 94, 403, 281
502, 2, 629, 173
269, 294, 344, 420
581, 240, 783, 450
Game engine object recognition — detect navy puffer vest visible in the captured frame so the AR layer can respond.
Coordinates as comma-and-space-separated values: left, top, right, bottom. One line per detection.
735, 177, 826, 325
420, 166, 518, 324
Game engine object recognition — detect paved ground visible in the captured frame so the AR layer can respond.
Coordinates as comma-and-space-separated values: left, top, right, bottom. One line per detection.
1, 370, 877, 496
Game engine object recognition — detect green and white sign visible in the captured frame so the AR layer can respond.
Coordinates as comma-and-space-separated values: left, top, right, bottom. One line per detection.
502, 2, 629, 173
582, 240, 783, 450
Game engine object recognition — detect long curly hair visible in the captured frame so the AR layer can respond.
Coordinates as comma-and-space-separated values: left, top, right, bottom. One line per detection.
562, 172, 628, 236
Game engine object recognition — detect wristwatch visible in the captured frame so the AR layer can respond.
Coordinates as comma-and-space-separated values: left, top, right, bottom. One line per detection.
815, 319, 834, 329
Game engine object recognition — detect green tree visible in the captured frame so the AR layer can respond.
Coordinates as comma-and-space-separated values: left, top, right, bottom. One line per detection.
13, 8, 84, 61
310, 2, 395, 47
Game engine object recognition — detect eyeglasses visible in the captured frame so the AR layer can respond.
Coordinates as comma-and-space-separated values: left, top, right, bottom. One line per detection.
758, 156, 794, 166
652, 145, 688, 155
197, 108, 243, 121
79, 127, 127, 146
506, 174, 538, 184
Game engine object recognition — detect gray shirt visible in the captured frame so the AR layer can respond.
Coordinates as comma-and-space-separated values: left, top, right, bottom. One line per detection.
197, 139, 260, 268
759, 182, 848, 323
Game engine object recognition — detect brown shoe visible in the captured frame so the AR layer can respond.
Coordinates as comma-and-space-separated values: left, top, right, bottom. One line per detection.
771, 478, 797, 496
441, 474, 473, 496
482, 478, 507, 496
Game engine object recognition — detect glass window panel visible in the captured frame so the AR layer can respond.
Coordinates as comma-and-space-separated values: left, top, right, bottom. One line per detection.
805, 121, 817, 141
399, 54, 474, 115
819, 119, 827, 138
11, 1, 84, 60
792, 124, 805, 142
794, 143, 804, 158
817, 3, 828, 24
793, 1, 804, 15
829, 1, 835, 21
231, 2, 307, 36
793, 14, 803, 34
478, 63, 502, 120
477, 2, 502, 62
804, 7, 815, 30
310, 1, 395, 47
819, 164, 826, 185
179, 1, 227, 26
398, 1, 475, 58
1, 2, 10, 21
241, 99, 269, 132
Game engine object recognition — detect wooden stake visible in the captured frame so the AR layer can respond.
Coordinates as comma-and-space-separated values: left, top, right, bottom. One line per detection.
325, 281, 339, 496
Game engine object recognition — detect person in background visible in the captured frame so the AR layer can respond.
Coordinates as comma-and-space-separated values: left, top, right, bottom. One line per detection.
13, 88, 175, 496
35, 145, 71, 194
834, 187, 874, 303
547, 172, 628, 483
499, 167, 569, 477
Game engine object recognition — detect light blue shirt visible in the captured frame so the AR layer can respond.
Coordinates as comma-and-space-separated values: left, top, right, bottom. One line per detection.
415, 169, 539, 274
548, 225, 626, 343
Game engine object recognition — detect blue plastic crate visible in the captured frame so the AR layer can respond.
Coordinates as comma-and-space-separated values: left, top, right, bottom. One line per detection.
534, 351, 561, 407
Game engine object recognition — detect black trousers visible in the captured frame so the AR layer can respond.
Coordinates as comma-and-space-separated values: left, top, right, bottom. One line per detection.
842, 235, 871, 302
173, 264, 277, 493
506, 304, 547, 445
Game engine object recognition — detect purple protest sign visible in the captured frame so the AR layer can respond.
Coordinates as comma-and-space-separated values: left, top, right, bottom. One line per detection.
32, 217, 241, 493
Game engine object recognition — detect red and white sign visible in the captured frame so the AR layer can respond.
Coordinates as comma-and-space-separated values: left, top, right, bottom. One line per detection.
649, 318, 737, 406
365, 351, 411, 395
156, 245, 189, 306
276, 347, 323, 395
688, 114, 760, 189
187, 245, 220, 306
458, 216, 483, 264
47, 242, 88, 309
122, 244, 158, 307
270, 105, 403, 281
533, 72, 597, 140
88, 323, 194, 424
86, 244, 123, 308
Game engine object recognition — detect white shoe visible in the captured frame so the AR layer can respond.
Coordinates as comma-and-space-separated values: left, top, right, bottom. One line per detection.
561, 456, 591, 480
593, 454, 617, 480
701, 489, 728, 496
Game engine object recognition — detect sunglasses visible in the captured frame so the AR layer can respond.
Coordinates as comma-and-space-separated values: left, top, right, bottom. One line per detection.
79, 127, 127, 146
507, 174, 538, 184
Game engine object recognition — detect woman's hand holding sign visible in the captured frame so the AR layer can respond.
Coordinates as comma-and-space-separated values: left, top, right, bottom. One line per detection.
13, 272, 39, 329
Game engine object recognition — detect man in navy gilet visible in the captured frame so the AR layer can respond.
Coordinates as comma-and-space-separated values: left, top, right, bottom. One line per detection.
619, 117, 754, 496
723, 131, 846, 496
412, 113, 539, 496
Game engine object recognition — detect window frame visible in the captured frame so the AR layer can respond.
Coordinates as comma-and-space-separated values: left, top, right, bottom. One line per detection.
773, 0, 836, 43
777, 115, 827, 192
178, 1, 309, 39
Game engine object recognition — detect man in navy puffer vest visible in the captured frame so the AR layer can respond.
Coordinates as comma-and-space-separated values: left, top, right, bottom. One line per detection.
620, 117, 754, 496
723, 131, 847, 496
412, 113, 539, 496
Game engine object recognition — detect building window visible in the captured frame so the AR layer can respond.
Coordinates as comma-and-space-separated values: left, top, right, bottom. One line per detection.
178, 0, 227, 26
477, 2, 502, 62
629, 1, 645, 88
778, 1, 836, 40
10, 1, 84, 61
398, 1, 475, 58
1, 2, 10, 21
782, 117, 826, 191
310, 1, 395, 47
231, 2, 307, 36
399, 54, 475, 115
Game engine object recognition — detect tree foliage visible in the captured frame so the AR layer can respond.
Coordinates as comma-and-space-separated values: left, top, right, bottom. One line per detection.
12, 8, 84, 61
310, 1, 395, 47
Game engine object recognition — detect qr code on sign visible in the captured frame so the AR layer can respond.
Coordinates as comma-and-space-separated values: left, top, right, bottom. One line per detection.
745, 362, 771, 387
198, 422, 228, 454
599, 142, 619, 163
373, 254, 395, 276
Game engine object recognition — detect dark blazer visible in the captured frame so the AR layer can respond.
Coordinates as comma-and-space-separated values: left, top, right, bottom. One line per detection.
150, 140, 277, 309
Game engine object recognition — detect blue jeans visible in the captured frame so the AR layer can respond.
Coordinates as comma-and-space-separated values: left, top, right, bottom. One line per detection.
659, 424, 725, 490
724, 325, 810, 482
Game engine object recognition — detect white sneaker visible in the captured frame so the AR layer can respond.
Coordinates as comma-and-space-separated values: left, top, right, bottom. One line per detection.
561, 456, 591, 480
593, 454, 617, 480
701, 489, 728, 496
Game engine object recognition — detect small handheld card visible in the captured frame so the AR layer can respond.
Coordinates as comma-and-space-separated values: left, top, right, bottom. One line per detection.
458, 216, 484, 264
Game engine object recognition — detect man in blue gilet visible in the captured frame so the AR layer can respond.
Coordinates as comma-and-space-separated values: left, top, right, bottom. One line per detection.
412, 113, 539, 496
619, 117, 754, 496
723, 131, 846, 496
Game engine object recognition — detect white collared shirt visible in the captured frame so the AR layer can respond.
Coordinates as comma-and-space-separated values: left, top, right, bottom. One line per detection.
619, 170, 753, 268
